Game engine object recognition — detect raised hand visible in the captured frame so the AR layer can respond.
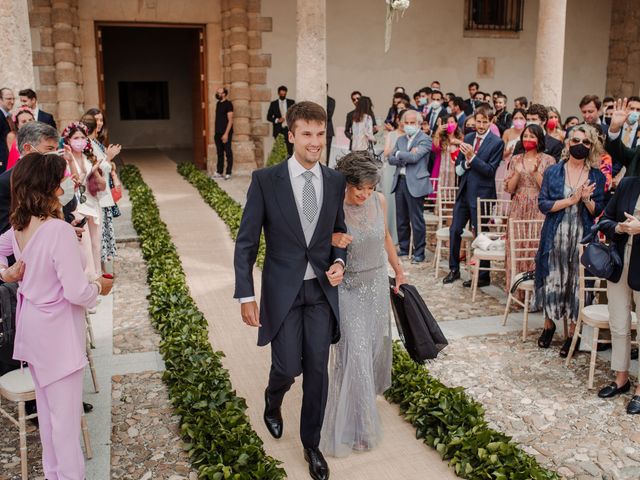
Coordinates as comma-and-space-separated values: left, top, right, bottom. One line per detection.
581, 181, 596, 202
610, 98, 630, 134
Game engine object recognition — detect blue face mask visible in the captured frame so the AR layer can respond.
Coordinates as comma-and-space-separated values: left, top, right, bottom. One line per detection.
404, 125, 419, 136
628, 111, 640, 125
419, 97, 427, 106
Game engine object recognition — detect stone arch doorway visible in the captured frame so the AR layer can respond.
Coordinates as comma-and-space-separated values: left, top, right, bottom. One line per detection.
95, 23, 208, 168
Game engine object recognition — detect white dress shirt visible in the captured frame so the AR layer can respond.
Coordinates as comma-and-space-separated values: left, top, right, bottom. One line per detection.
279, 98, 288, 126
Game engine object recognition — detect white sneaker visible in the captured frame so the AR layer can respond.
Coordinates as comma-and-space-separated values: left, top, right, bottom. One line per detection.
212, 173, 223, 179
224, 174, 231, 180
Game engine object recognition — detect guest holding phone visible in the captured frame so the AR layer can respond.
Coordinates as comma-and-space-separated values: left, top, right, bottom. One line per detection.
597, 176, 640, 413
0, 152, 113, 480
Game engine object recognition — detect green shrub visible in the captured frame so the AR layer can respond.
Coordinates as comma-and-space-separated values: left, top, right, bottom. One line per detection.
178, 161, 561, 479
120, 165, 284, 480
266, 134, 288, 167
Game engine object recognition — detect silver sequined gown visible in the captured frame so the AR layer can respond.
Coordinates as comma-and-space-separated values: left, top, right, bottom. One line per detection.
320, 193, 392, 457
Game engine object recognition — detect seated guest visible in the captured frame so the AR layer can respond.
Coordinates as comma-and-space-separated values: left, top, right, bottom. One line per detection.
605, 98, 640, 179
0, 152, 113, 480
443, 105, 504, 285
388, 109, 432, 263
5, 107, 35, 170
503, 124, 555, 295
534, 125, 606, 356
513, 104, 563, 162
597, 176, 640, 413
18, 88, 56, 129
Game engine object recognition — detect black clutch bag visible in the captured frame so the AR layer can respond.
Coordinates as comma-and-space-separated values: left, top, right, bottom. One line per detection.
580, 224, 623, 281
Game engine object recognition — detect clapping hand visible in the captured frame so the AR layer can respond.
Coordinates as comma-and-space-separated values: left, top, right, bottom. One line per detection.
106, 144, 122, 161
332, 232, 353, 248
459, 142, 474, 161
570, 185, 584, 205
610, 98, 631, 133
619, 212, 640, 235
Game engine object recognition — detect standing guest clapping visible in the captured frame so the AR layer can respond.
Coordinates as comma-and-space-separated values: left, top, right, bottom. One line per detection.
0, 152, 113, 480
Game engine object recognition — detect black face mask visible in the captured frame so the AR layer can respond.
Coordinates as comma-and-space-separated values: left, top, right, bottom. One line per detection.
279, 95, 286, 101
569, 143, 590, 160
464, 126, 476, 135
215, 94, 222, 100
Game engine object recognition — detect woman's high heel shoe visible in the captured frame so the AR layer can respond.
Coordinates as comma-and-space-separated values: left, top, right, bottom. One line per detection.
537, 322, 556, 348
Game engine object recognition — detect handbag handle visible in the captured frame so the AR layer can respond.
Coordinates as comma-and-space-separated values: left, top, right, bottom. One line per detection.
580, 223, 601, 245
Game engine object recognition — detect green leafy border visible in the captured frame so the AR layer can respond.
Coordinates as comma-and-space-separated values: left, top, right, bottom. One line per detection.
177, 162, 560, 480
120, 165, 285, 479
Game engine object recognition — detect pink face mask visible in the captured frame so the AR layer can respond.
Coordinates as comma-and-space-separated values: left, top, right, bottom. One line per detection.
70, 138, 87, 153
446, 123, 457, 134
513, 119, 526, 130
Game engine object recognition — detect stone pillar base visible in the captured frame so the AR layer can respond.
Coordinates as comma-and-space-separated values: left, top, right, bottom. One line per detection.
232, 140, 256, 173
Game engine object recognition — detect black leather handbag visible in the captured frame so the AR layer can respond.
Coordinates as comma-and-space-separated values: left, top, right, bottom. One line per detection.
580, 224, 623, 281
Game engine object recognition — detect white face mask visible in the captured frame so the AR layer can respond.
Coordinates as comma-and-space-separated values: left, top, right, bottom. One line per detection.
59, 176, 75, 206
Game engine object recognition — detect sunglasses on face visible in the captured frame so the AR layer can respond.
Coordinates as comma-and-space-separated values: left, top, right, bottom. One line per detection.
569, 137, 593, 147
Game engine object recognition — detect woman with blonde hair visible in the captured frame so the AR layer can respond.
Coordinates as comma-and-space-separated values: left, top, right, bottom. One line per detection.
546, 106, 565, 142
534, 124, 606, 356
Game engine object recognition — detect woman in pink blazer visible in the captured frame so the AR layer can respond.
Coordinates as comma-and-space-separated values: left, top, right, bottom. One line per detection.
0, 152, 113, 480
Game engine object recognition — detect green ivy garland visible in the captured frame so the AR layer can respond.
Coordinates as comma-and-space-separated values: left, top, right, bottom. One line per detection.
120, 165, 285, 479
177, 161, 560, 480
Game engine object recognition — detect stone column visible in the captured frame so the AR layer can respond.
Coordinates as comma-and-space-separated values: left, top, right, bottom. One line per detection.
52, 0, 81, 128
0, 0, 35, 93
532, 0, 567, 108
295, 0, 326, 105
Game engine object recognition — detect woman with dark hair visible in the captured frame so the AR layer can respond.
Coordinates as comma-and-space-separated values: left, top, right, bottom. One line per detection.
350, 96, 376, 151
534, 124, 606, 355
84, 107, 108, 145
432, 114, 463, 190
503, 124, 555, 294
563, 116, 580, 132
321, 152, 406, 456
5, 107, 35, 170
0, 152, 113, 479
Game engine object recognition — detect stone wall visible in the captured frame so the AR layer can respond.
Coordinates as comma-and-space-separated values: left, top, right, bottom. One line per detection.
606, 0, 640, 97
221, 0, 272, 169
29, 0, 83, 130
0, 0, 35, 97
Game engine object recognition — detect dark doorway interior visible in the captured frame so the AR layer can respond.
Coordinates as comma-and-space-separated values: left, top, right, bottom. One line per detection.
99, 25, 206, 167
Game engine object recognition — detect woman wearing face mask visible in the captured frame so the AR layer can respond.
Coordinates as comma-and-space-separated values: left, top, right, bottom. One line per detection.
503, 124, 555, 297
432, 115, 463, 191
322, 152, 406, 457
534, 125, 606, 356
62, 122, 105, 280
501, 108, 527, 161
546, 107, 565, 142
0, 152, 113, 480
5, 107, 35, 170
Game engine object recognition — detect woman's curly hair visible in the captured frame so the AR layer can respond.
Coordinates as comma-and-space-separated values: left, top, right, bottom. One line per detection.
10, 152, 66, 231
335, 151, 381, 187
562, 124, 603, 169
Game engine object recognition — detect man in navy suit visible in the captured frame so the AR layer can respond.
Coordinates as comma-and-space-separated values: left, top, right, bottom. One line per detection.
235, 101, 347, 480
19, 89, 56, 130
443, 106, 504, 285
267, 85, 295, 155
388, 109, 433, 263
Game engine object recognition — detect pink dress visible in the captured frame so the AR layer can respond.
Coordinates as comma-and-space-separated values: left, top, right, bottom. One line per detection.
6, 141, 19, 170
0, 219, 99, 387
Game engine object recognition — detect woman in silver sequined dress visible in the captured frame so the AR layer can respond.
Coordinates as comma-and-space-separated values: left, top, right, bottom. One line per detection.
320, 152, 407, 457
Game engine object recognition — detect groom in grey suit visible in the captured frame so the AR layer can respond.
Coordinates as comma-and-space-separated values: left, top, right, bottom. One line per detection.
234, 101, 347, 480
388, 109, 433, 263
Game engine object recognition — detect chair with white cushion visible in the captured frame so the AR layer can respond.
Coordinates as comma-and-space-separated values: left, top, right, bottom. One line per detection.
0, 366, 92, 479
423, 177, 440, 233
502, 219, 544, 341
565, 245, 638, 389
432, 186, 473, 278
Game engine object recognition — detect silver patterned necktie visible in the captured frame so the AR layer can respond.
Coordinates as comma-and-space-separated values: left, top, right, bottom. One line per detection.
302, 170, 318, 223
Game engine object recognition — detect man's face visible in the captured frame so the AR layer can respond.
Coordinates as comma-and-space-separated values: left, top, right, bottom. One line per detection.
468, 85, 478, 98
351, 94, 361, 106
0, 90, 15, 111
215, 88, 226, 100
494, 97, 505, 111
22, 137, 58, 156
474, 114, 490, 135
431, 93, 443, 106
288, 120, 325, 167
474, 92, 484, 101
449, 100, 459, 114
526, 113, 543, 126
602, 101, 614, 115
278, 89, 287, 100
580, 101, 600, 125
401, 111, 420, 130
419, 92, 428, 105
514, 100, 523, 110
628, 101, 640, 121
431, 82, 440, 90
19, 96, 36, 109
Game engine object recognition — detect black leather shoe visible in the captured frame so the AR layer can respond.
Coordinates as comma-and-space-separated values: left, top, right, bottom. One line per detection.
537, 323, 556, 349
598, 381, 631, 398
263, 389, 283, 439
442, 271, 460, 284
463, 278, 490, 288
559, 337, 579, 358
83, 402, 93, 413
632, 348, 639, 360
627, 395, 640, 415
304, 447, 330, 480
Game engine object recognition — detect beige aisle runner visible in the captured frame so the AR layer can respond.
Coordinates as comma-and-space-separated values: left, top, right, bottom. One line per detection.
126, 150, 456, 480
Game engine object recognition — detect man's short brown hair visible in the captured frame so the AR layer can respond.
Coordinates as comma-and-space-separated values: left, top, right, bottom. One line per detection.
286, 101, 327, 133
579, 94, 601, 110
527, 103, 548, 123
